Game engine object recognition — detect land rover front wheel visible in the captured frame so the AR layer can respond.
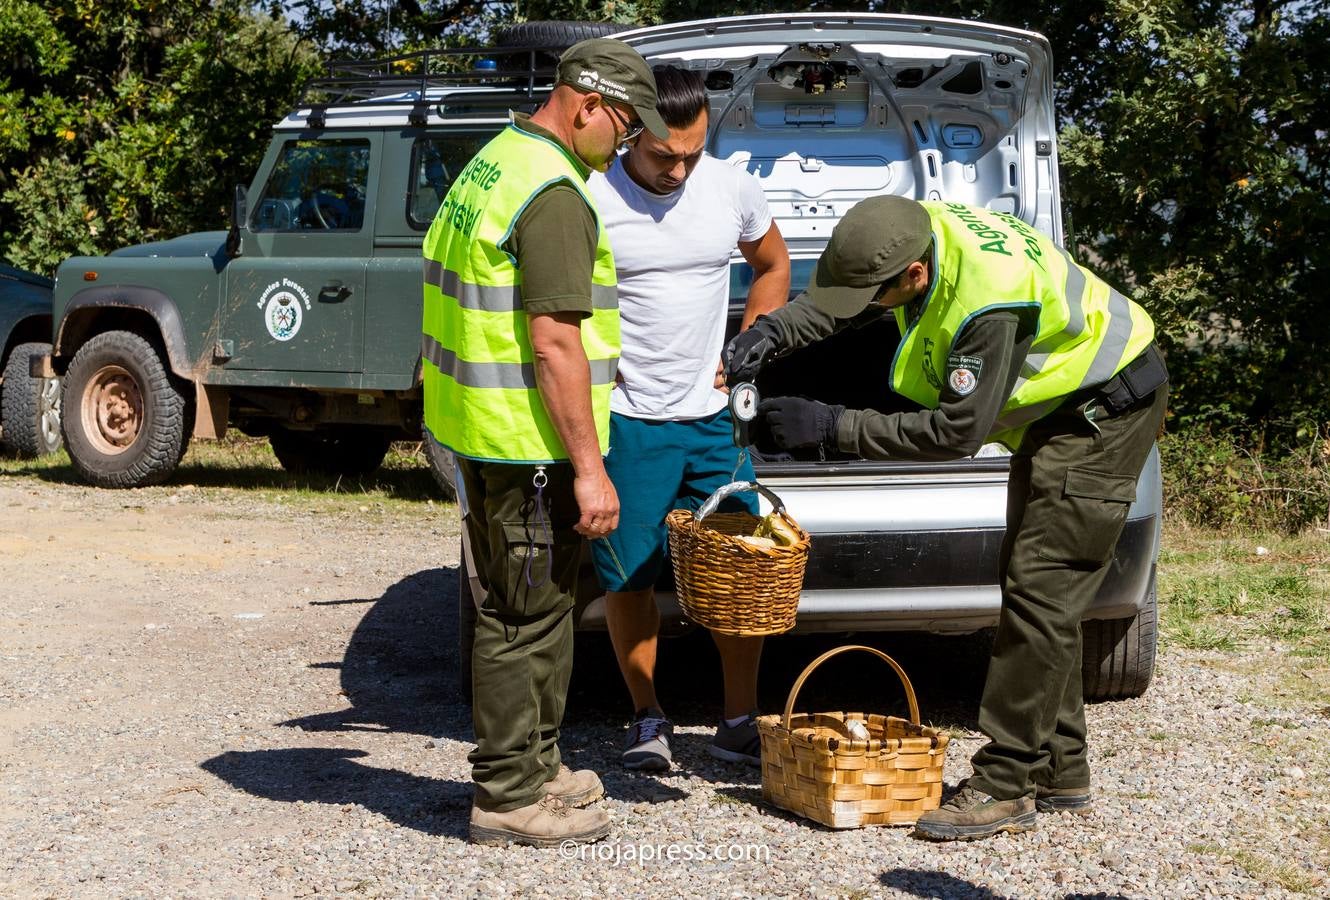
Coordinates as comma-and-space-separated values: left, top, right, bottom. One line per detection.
62, 330, 189, 488
1, 341, 62, 457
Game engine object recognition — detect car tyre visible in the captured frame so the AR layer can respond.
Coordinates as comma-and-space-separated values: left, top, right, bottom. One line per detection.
493, 20, 632, 50
457, 564, 476, 706
269, 426, 391, 477
1082, 571, 1158, 700
1, 341, 62, 457
422, 422, 457, 500
62, 330, 189, 487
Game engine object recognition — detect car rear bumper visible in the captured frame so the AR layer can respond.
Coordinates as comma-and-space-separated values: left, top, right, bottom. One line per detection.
571, 512, 1157, 634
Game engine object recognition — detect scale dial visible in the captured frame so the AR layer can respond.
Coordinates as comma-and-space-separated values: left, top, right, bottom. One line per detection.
730, 382, 759, 421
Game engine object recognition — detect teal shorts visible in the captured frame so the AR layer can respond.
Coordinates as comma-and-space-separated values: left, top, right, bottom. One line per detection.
591, 409, 759, 592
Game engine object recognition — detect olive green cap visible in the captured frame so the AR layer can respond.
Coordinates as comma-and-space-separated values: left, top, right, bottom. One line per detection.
808, 195, 933, 317
557, 38, 669, 139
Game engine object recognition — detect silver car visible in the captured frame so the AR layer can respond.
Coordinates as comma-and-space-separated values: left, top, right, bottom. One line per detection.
453, 13, 1160, 701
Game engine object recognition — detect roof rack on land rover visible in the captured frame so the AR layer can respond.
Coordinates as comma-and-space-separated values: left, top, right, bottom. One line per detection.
298, 44, 559, 124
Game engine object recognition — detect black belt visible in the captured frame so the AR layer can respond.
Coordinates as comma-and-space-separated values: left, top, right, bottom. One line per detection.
1067, 342, 1169, 417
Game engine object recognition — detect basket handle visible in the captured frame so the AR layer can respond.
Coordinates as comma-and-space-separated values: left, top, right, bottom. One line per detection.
694, 480, 787, 522
781, 644, 921, 731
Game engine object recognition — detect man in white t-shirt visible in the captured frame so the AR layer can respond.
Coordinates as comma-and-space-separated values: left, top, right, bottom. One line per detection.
588, 66, 790, 772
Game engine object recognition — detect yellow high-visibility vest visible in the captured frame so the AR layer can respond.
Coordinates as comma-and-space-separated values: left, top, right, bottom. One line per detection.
891, 201, 1155, 448
421, 125, 620, 462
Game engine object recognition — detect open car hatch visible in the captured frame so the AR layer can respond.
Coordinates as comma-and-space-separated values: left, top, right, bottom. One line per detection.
619, 13, 1061, 252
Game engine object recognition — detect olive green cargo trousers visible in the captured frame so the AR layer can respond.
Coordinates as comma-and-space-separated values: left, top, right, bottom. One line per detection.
457, 458, 584, 812
968, 383, 1168, 801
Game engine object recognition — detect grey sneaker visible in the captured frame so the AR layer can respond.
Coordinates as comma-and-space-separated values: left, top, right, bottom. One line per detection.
913, 780, 1036, 841
622, 708, 673, 772
708, 712, 761, 767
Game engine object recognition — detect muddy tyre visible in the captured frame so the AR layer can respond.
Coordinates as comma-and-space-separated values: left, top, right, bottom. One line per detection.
1082, 572, 1158, 701
269, 426, 391, 477
62, 330, 189, 488
1, 341, 62, 458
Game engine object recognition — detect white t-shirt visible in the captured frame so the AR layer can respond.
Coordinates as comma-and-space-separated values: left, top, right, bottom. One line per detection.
589, 154, 772, 421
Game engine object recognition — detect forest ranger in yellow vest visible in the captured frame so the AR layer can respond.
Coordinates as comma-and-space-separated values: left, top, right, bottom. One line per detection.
421, 38, 666, 850
723, 195, 1169, 842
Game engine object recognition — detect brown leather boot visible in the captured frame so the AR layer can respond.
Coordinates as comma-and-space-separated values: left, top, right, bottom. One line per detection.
1035, 785, 1092, 814
469, 795, 610, 848
913, 781, 1036, 841
541, 765, 604, 808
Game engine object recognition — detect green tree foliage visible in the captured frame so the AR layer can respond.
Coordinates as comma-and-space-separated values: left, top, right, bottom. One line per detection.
2, 0, 1326, 457
268, 1, 506, 55
0, 1, 321, 273
1051, 1, 1329, 449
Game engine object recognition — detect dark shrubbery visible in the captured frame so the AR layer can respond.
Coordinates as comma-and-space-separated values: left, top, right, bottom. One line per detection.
1161, 427, 1330, 533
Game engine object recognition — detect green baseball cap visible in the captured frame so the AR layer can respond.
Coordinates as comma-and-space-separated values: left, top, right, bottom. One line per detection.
557, 38, 669, 140
807, 195, 933, 317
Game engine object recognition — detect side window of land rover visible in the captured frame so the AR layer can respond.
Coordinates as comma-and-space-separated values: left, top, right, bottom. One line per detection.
252, 139, 371, 233
408, 132, 502, 230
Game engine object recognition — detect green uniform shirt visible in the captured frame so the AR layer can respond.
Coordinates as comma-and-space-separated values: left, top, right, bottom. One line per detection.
505, 113, 597, 318
772, 294, 1035, 460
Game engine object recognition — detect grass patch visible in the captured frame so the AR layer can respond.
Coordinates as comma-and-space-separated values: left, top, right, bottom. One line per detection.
1158, 526, 1330, 707
1159, 529, 1324, 656
1187, 843, 1324, 894
0, 434, 450, 514
1230, 848, 1325, 894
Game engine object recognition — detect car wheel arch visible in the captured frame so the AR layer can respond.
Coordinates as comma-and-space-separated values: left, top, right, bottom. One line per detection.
1, 313, 54, 363
56, 287, 194, 381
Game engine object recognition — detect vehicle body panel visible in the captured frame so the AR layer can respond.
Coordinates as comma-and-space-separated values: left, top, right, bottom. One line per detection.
0, 263, 54, 353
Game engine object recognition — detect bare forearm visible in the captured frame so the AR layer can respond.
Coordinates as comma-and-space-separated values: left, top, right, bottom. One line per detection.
740, 265, 789, 330
737, 225, 791, 331
532, 344, 604, 476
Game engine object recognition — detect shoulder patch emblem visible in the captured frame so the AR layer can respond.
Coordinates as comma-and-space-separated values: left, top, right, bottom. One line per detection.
948, 367, 978, 396
946, 353, 984, 396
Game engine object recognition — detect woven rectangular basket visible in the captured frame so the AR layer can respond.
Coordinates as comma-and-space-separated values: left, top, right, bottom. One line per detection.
757, 645, 949, 828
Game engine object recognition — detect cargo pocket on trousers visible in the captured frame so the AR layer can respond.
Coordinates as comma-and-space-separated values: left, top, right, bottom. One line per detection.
495, 520, 576, 618
1036, 468, 1138, 568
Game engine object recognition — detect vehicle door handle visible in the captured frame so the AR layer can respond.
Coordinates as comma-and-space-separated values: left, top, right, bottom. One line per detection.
318, 280, 352, 302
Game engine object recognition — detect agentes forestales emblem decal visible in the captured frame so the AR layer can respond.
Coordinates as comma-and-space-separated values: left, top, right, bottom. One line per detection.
257, 278, 312, 342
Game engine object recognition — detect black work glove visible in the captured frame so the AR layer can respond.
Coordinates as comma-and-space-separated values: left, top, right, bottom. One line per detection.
722, 315, 782, 386
757, 397, 845, 451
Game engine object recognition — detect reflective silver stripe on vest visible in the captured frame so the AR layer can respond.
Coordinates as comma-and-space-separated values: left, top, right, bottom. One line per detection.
1078, 287, 1137, 389
1016, 247, 1134, 392
423, 258, 617, 312
1024, 247, 1088, 367
421, 334, 618, 388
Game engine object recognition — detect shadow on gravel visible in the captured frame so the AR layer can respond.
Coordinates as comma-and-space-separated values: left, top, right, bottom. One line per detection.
200, 748, 470, 839
280, 567, 471, 742
879, 869, 1131, 900
274, 561, 989, 743
880, 869, 1005, 898
567, 628, 991, 733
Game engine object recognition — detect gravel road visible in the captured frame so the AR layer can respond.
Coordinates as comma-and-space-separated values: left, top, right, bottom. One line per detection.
1, 476, 1326, 898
